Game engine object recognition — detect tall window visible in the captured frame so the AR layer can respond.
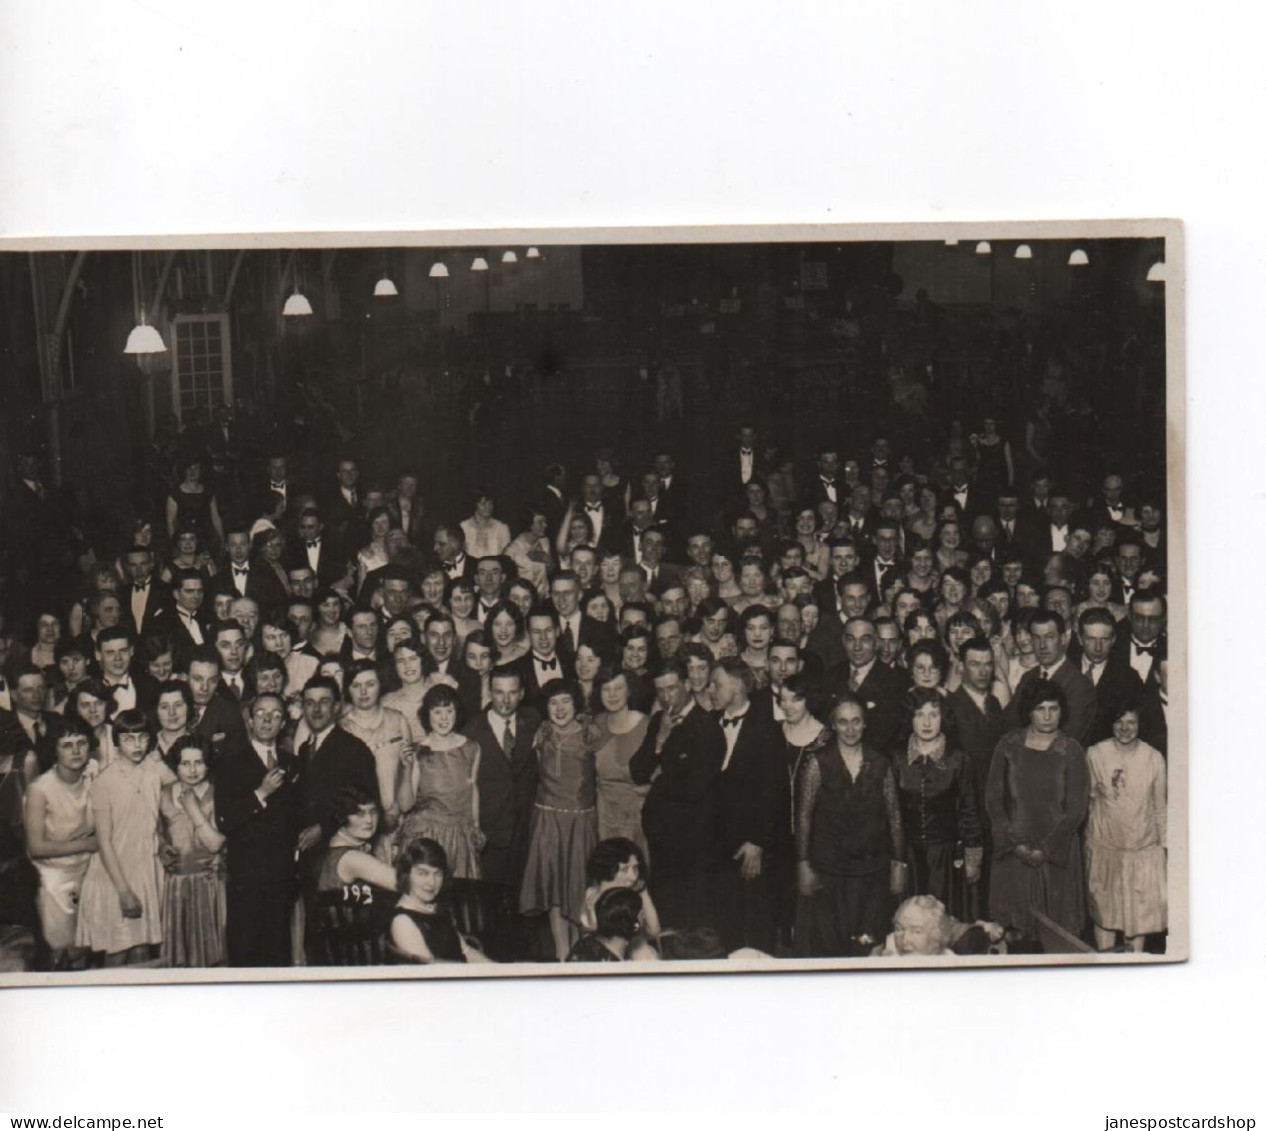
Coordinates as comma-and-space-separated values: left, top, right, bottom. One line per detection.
171, 314, 232, 417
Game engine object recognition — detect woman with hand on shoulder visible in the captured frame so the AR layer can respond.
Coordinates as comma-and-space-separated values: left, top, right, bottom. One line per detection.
153, 680, 195, 765
390, 838, 491, 964
341, 659, 410, 842
24, 715, 98, 969
577, 837, 662, 959
506, 505, 554, 598
486, 601, 531, 668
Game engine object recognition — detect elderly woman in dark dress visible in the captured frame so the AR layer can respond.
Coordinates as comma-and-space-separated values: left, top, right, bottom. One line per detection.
985, 677, 1090, 946
794, 694, 906, 957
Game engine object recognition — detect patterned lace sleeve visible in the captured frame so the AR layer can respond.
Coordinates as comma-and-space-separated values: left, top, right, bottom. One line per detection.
795, 751, 823, 863
883, 763, 906, 863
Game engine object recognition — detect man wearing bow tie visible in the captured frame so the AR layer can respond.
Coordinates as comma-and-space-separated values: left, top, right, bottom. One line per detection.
170, 569, 210, 668
323, 456, 362, 559
96, 627, 159, 714
575, 472, 610, 550
1085, 472, 1138, 533
214, 527, 286, 610
808, 447, 842, 508
727, 424, 763, 494
433, 525, 476, 584
522, 605, 575, 707
260, 453, 298, 523
1113, 591, 1167, 686
707, 657, 785, 953
944, 454, 981, 523
288, 509, 348, 590
119, 544, 172, 637
652, 450, 691, 531
869, 520, 904, 595
1114, 538, 1146, 606
215, 691, 303, 966
869, 436, 892, 477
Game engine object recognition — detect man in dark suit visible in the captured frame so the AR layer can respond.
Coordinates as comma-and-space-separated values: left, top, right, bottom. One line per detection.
210, 619, 253, 704
94, 627, 159, 715
651, 450, 692, 533
1073, 608, 1145, 745
186, 646, 250, 756
466, 665, 542, 893
215, 691, 302, 966
637, 529, 685, 597
630, 659, 725, 931
323, 456, 362, 560
213, 527, 287, 613
539, 463, 569, 546
615, 497, 665, 568
4, 663, 60, 755
804, 446, 844, 510
386, 470, 431, 549
994, 492, 1028, 557
433, 524, 477, 585
1082, 472, 1138, 535
548, 572, 614, 661
169, 568, 211, 669
290, 509, 350, 590
257, 453, 304, 525
1111, 590, 1167, 689
1007, 610, 1096, 747
807, 573, 872, 673
841, 484, 881, 546
520, 605, 576, 707
812, 537, 864, 623
119, 544, 172, 638
570, 472, 615, 554
295, 675, 380, 854
945, 636, 1007, 905
868, 520, 904, 597
707, 657, 786, 954
1029, 489, 1078, 559
715, 424, 766, 504
944, 454, 986, 523
339, 606, 384, 666
823, 616, 910, 756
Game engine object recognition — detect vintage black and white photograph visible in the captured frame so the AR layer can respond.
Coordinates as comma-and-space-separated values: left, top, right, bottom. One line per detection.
0, 224, 1184, 984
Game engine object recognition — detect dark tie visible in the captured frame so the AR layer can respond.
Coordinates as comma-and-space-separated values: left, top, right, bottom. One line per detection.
298, 738, 314, 763
1041, 669, 1052, 680
1133, 640, 1157, 655
261, 745, 277, 770
721, 716, 742, 728
502, 721, 515, 758
234, 566, 249, 575
586, 504, 602, 513
135, 581, 149, 592
307, 540, 320, 550
560, 624, 575, 654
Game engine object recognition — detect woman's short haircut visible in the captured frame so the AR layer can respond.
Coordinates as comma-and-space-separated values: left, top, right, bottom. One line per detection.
331, 784, 378, 828
586, 837, 647, 886
737, 603, 775, 639
594, 888, 644, 942
1017, 677, 1069, 725
111, 707, 153, 743
908, 639, 948, 677
395, 837, 449, 893
904, 684, 946, 716
54, 635, 92, 663
167, 734, 211, 774
418, 682, 465, 734
343, 658, 381, 695
828, 692, 868, 725
539, 678, 583, 716
65, 678, 115, 726
894, 894, 952, 948
155, 679, 195, 713
619, 623, 652, 648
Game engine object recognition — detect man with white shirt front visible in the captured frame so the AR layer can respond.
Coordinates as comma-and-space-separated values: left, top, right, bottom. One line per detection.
706, 656, 785, 954
95, 626, 157, 714
523, 605, 575, 706
575, 473, 609, 551
170, 568, 209, 666
1114, 591, 1166, 686
1044, 490, 1074, 555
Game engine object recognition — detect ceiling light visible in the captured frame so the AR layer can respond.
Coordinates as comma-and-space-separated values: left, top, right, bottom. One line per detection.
429, 261, 450, 279
373, 276, 399, 296
1146, 261, 1166, 282
501, 250, 518, 264
525, 247, 542, 259
975, 241, 992, 255
283, 291, 314, 316
1068, 248, 1090, 266
123, 309, 166, 354
471, 257, 489, 272
1014, 244, 1033, 260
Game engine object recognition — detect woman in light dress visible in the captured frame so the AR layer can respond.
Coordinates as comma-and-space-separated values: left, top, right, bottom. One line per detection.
592, 669, 651, 857
460, 490, 512, 560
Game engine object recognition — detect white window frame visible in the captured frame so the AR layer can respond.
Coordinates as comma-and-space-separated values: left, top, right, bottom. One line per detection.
170, 312, 233, 420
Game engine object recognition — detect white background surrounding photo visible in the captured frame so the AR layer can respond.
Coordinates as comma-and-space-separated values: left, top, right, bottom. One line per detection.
0, 1, 1258, 1121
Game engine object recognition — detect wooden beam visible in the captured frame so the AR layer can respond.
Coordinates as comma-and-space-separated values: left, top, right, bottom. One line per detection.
222, 249, 247, 307
52, 251, 87, 339
148, 251, 176, 315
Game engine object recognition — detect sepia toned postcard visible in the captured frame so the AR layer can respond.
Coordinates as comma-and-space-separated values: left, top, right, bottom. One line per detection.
0, 219, 1185, 986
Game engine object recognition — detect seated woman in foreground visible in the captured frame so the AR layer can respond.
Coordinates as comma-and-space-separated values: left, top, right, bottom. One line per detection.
872, 894, 1005, 957
389, 838, 492, 964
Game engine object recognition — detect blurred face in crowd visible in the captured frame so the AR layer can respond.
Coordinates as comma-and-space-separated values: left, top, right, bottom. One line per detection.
425, 620, 455, 665
288, 603, 314, 641
876, 621, 902, 667
841, 582, 870, 620
1129, 596, 1165, 645
230, 599, 259, 639
830, 544, 860, 578
1080, 620, 1116, 666
686, 535, 714, 568
176, 577, 204, 614
831, 700, 865, 748
215, 627, 247, 674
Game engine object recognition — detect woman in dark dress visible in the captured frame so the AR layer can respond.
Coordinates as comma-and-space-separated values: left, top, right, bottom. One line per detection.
566, 887, 644, 963
389, 838, 491, 964
165, 458, 224, 552
795, 694, 906, 957
985, 678, 1090, 945
892, 687, 983, 921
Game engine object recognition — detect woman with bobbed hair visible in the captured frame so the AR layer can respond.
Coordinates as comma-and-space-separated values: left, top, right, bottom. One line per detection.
691, 596, 739, 661
985, 677, 1089, 946
907, 639, 950, 694
903, 542, 939, 597
520, 679, 604, 961
576, 836, 662, 958
933, 518, 968, 574
593, 670, 651, 856
396, 683, 482, 879
152, 680, 196, 766
340, 658, 410, 839
680, 642, 719, 711
253, 526, 292, 599
165, 458, 224, 550
389, 838, 492, 964
505, 504, 553, 598
485, 601, 530, 667
461, 489, 512, 560
892, 687, 983, 920
566, 887, 647, 962
1073, 561, 1129, 625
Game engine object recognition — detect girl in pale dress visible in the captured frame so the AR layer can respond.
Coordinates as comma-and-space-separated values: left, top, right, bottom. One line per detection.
447, 580, 482, 645
396, 684, 483, 879
341, 660, 411, 842
24, 715, 98, 968
75, 709, 174, 966
355, 507, 393, 590
311, 588, 351, 657
158, 736, 226, 967
505, 506, 553, 598
593, 670, 651, 856
1085, 702, 1167, 952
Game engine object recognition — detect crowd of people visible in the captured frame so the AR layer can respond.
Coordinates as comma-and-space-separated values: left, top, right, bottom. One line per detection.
0, 406, 1171, 971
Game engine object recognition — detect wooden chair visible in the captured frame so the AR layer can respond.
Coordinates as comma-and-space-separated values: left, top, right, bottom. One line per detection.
1031, 908, 1095, 955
